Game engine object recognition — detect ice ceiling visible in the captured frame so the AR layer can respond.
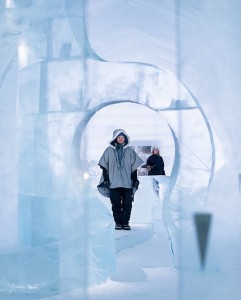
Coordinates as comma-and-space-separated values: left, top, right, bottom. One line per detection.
1, 0, 241, 299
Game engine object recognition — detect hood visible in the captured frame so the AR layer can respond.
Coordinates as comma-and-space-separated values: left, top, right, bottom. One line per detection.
109, 129, 130, 148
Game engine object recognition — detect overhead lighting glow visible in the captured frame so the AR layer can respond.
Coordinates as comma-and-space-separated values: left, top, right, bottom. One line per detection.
5, 0, 14, 8
18, 41, 29, 68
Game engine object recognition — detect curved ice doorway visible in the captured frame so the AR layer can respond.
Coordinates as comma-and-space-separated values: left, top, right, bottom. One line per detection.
74, 63, 216, 266
80, 102, 175, 225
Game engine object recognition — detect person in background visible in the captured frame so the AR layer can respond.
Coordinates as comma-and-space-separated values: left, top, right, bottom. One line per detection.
97, 129, 143, 230
146, 146, 165, 176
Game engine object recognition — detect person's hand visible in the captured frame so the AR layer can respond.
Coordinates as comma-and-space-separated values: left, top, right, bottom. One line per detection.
147, 165, 151, 172
134, 180, 139, 189
104, 181, 110, 189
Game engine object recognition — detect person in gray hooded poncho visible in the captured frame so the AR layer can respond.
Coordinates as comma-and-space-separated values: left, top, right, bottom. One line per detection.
97, 129, 143, 230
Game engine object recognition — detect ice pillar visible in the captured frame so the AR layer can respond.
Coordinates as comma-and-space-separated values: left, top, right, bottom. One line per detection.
0, 1, 115, 299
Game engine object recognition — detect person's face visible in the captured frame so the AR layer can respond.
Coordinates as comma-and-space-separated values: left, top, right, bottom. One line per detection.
153, 149, 159, 154
116, 135, 125, 144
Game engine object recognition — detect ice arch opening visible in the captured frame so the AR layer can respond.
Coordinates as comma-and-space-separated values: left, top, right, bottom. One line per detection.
71, 68, 215, 265
79, 102, 175, 177
78, 101, 176, 232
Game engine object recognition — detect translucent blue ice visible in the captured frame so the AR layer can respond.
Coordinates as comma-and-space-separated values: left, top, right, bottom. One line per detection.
1, 0, 116, 298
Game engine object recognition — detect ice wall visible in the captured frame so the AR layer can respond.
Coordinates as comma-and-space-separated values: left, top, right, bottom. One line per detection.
0, 1, 116, 299
0, 0, 19, 249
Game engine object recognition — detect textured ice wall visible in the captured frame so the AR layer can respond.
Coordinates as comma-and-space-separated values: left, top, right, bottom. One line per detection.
0, 0, 19, 249
0, 1, 115, 299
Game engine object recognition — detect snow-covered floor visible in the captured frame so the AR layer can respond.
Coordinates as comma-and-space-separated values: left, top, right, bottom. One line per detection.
35, 214, 241, 300
88, 225, 178, 300
40, 225, 178, 300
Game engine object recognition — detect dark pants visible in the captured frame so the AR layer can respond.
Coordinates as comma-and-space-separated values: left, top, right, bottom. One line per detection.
109, 188, 133, 225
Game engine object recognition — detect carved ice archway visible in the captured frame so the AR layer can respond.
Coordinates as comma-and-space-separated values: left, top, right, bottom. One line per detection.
72, 58, 215, 261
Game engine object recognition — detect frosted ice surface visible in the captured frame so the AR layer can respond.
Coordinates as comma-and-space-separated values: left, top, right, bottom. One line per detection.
0, 193, 115, 298
1, 0, 116, 298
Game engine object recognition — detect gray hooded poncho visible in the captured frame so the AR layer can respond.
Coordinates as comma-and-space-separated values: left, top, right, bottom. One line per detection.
97, 129, 143, 198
